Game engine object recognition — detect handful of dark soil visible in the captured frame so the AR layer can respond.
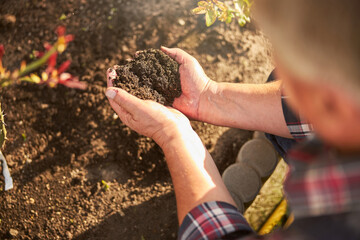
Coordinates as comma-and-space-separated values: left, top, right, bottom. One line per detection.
112, 49, 182, 106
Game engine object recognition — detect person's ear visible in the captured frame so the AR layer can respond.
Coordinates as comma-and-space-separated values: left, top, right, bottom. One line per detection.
316, 85, 359, 138
321, 88, 340, 119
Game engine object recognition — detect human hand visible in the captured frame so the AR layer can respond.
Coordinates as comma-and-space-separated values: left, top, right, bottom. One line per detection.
161, 47, 216, 121
105, 68, 192, 148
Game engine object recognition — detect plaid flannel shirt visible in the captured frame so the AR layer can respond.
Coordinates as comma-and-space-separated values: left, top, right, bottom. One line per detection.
281, 95, 313, 140
178, 91, 360, 240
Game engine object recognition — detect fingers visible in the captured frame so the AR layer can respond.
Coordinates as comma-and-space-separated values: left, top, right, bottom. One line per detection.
107, 67, 117, 87
160, 46, 188, 64
105, 87, 144, 114
108, 98, 133, 126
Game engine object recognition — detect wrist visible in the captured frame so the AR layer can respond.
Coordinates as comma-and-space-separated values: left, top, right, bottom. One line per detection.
198, 80, 220, 122
158, 127, 200, 154
153, 120, 194, 150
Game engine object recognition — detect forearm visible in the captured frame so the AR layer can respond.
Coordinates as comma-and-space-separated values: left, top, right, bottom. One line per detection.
160, 128, 236, 224
200, 80, 292, 138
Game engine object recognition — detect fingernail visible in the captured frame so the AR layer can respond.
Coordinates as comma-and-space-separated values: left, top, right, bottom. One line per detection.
161, 46, 169, 50
134, 51, 142, 57
105, 89, 117, 100
107, 68, 113, 74
107, 68, 116, 80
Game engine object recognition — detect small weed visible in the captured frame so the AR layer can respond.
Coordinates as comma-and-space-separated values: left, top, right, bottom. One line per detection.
110, 8, 117, 15
101, 180, 110, 191
21, 131, 26, 141
59, 14, 67, 21
29, 50, 37, 60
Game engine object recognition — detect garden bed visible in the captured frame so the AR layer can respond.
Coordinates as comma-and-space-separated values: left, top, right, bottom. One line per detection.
0, 0, 275, 239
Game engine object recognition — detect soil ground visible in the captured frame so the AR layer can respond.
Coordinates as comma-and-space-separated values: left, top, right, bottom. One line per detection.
0, 0, 280, 239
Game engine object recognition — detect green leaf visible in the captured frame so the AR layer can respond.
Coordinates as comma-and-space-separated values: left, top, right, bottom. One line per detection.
198, 1, 209, 7
238, 17, 246, 27
242, 0, 252, 7
101, 180, 110, 191
226, 12, 234, 24
205, 9, 217, 27
192, 6, 207, 15
110, 7, 117, 14
59, 14, 67, 21
22, 132, 27, 142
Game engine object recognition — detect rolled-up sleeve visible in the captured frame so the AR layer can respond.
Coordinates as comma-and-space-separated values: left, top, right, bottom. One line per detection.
281, 96, 313, 140
178, 201, 254, 240
267, 69, 313, 140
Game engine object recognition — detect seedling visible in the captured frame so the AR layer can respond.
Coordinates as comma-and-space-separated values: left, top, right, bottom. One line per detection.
21, 132, 27, 142
0, 26, 86, 89
59, 14, 67, 21
101, 180, 110, 191
0, 26, 87, 191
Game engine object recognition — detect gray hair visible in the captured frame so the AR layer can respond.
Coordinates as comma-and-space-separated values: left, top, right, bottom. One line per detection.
254, 0, 360, 102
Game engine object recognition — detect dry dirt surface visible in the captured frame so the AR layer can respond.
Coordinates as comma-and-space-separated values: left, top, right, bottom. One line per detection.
0, 0, 273, 239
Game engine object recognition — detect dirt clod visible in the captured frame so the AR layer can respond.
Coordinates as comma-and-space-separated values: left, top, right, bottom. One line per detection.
112, 49, 182, 106
9, 229, 18, 237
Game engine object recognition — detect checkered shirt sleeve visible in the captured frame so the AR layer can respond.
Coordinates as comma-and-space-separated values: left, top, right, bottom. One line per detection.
281, 96, 314, 140
178, 201, 253, 240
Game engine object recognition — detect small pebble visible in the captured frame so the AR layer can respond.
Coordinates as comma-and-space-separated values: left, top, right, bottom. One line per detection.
9, 229, 18, 237
1, 14, 16, 25
121, 45, 129, 52
178, 19, 185, 26
66, 231, 73, 239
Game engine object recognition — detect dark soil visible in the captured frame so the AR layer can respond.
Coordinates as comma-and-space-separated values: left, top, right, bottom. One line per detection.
113, 49, 181, 106
0, 0, 273, 239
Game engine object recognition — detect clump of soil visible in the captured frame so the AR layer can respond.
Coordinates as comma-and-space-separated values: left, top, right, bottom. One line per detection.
112, 49, 182, 106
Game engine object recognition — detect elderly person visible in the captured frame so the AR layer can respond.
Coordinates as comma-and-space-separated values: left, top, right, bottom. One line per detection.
105, 0, 360, 239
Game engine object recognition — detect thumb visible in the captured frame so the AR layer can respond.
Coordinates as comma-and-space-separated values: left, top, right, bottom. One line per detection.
161, 46, 188, 65
105, 87, 143, 113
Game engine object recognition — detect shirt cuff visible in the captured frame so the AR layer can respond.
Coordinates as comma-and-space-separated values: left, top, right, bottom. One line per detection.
281, 96, 314, 140
178, 201, 254, 240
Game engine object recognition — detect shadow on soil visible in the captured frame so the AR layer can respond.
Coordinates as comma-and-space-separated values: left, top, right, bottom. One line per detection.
74, 192, 178, 240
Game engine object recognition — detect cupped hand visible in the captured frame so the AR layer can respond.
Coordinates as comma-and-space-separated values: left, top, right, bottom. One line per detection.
161, 47, 215, 121
106, 68, 192, 148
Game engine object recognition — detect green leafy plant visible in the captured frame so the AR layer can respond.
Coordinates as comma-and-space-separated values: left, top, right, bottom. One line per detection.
193, 0, 252, 27
0, 27, 87, 191
0, 27, 86, 89
0, 26, 87, 149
